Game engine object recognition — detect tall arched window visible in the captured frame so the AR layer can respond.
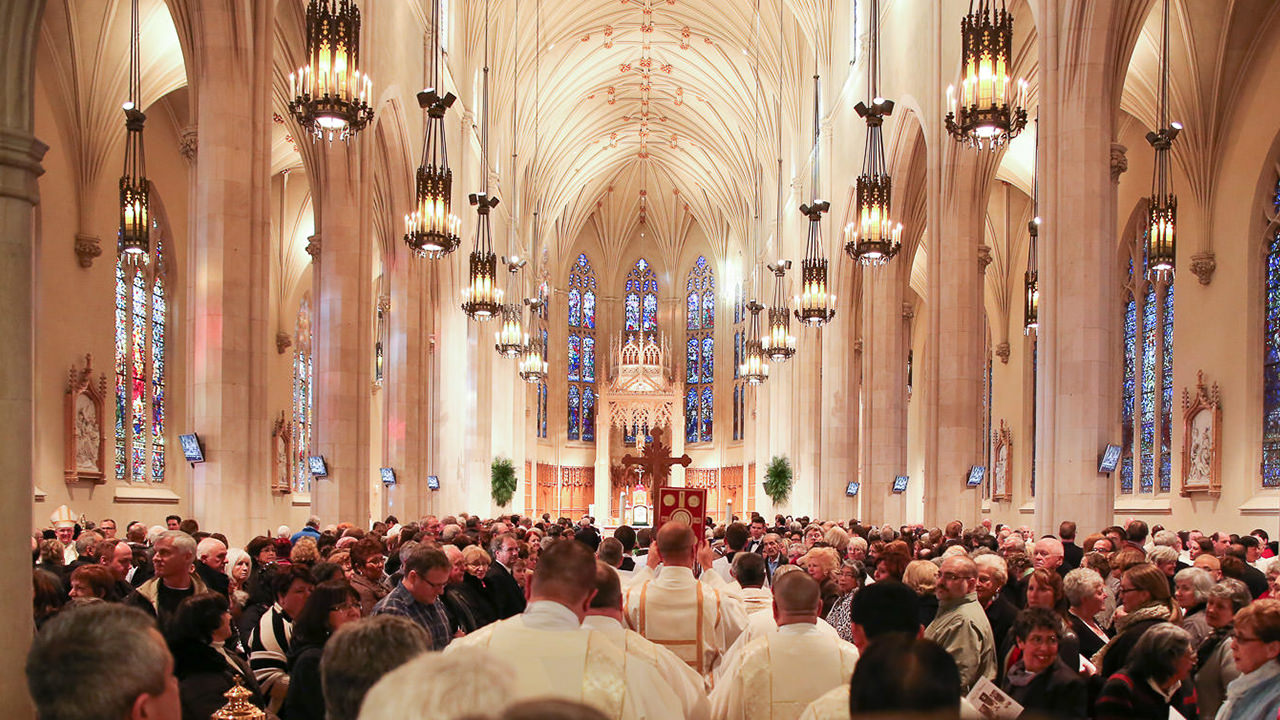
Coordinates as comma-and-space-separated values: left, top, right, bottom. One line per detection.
732, 282, 745, 441
1120, 249, 1174, 494
293, 294, 314, 492
568, 254, 597, 442
685, 256, 714, 443
625, 258, 659, 336
1262, 177, 1280, 486
114, 222, 167, 482
536, 282, 549, 440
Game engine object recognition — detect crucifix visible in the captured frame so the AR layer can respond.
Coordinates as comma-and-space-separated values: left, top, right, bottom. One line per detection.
620, 427, 690, 491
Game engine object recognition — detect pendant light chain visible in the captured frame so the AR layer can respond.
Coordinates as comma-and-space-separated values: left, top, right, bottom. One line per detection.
462, 0, 502, 320
118, 0, 151, 263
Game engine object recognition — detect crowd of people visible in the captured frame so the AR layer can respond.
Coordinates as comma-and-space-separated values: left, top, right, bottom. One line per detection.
25, 504, 1280, 720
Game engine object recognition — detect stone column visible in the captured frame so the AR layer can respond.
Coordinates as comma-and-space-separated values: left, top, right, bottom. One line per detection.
184, 0, 273, 544
861, 264, 909, 524
311, 144, 372, 526
385, 263, 428, 521
1, 3, 46, 713
594, 400, 609, 519
1033, 0, 1128, 536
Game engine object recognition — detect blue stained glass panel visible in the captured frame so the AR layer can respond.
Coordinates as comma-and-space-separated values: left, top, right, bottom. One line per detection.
702, 336, 714, 383
582, 336, 595, 382
642, 294, 657, 331
687, 293, 700, 330
1120, 456, 1134, 494
686, 387, 698, 443
687, 338, 699, 383
626, 293, 640, 332
568, 386, 580, 441
701, 387, 713, 441
538, 382, 548, 438
115, 261, 127, 480
582, 389, 595, 442
703, 291, 715, 328
1267, 230, 1280, 487
583, 291, 596, 329
1122, 292, 1136, 455
568, 335, 581, 381
1141, 284, 1157, 493
1160, 284, 1173, 492
734, 331, 741, 379
568, 289, 581, 327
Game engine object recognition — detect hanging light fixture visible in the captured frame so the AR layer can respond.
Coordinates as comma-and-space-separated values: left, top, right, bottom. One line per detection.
794, 54, 836, 327
495, 257, 527, 357
945, 0, 1028, 149
1024, 118, 1041, 334
288, 0, 374, 142
461, 0, 502, 321
118, 0, 149, 263
845, 0, 901, 266
740, 301, 770, 384
518, 295, 548, 383
405, 0, 459, 259
761, 261, 797, 361
1145, 0, 1180, 279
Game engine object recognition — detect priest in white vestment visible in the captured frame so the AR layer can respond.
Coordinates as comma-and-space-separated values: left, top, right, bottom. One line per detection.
709, 572, 859, 720
584, 560, 711, 720
714, 566, 840, 683
447, 539, 682, 720
622, 522, 748, 686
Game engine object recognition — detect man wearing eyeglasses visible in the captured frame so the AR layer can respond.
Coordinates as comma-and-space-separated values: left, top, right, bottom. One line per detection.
371, 545, 453, 650
924, 555, 997, 694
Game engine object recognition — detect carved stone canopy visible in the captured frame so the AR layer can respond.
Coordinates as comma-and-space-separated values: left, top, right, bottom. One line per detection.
1181, 370, 1222, 496
65, 354, 107, 484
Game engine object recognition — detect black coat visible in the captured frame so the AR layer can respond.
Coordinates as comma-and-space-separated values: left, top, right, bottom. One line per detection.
484, 562, 527, 620
196, 561, 231, 597
169, 639, 264, 720
1070, 611, 1112, 660
985, 595, 1019, 651
1099, 616, 1165, 679
451, 574, 498, 630
1002, 658, 1088, 720
1062, 542, 1084, 572
284, 642, 325, 720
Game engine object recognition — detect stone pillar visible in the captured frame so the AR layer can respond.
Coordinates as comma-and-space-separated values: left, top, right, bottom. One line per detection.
818, 296, 858, 518
312, 144, 372, 526
385, 264, 427, 521
1033, 0, 1126, 536
1, 3, 46, 713
924, 150, 989, 527
861, 264, 909, 524
183, 0, 274, 544
594, 401, 609, 519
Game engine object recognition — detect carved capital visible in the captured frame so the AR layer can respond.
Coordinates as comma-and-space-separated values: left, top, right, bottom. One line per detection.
178, 125, 198, 163
1190, 252, 1216, 286
995, 341, 1010, 364
902, 302, 915, 321
977, 244, 993, 272
275, 331, 292, 355
74, 233, 102, 268
1110, 143, 1128, 184
377, 294, 392, 314
853, 338, 864, 354
305, 234, 321, 261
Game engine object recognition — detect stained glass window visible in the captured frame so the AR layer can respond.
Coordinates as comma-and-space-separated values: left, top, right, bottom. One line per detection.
1140, 283, 1157, 493
568, 254, 597, 442
1160, 284, 1174, 492
1264, 220, 1280, 487
1121, 283, 1136, 494
537, 329, 548, 440
732, 283, 745, 441
293, 294, 314, 493
114, 221, 168, 483
685, 256, 714, 442
625, 258, 659, 335
1121, 252, 1174, 495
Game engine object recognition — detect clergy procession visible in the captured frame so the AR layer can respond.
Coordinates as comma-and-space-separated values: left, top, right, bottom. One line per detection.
24, 508, 1280, 720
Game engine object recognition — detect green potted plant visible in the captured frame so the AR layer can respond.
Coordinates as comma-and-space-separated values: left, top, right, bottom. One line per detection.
491, 457, 517, 507
763, 455, 793, 506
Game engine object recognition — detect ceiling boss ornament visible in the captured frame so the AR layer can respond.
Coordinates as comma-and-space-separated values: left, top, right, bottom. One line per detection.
945, 0, 1028, 149
289, 0, 374, 141
845, 0, 901, 266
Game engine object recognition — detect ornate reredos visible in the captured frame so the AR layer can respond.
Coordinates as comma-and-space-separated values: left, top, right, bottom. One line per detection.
604, 331, 676, 432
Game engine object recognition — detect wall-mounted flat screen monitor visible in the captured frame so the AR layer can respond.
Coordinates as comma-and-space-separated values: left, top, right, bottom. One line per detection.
427, 475, 440, 490
380, 467, 396, 486
308, 456, 328, 477
1099, 444, 1123, 473
845, 481, 860, 497
179, 434, 205, 463
892, 476, 909, 493
967, 465, 986, 486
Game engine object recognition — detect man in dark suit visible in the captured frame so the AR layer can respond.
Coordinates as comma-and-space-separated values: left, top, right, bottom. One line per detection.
745, 516, 768, 554
485, 533, 527, 619
613, 525, 637, 571
196, 536, 232, 597
1059, 521, 1083, 572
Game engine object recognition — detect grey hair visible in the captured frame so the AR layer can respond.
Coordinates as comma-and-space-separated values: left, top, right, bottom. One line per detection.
1174, 567, 1214, 603
26, 605, 169, 720
1153, 530, 1180, 548
848, 536, 868, 552
74, 531, 101, 556
398, 540, 420, 563
322, 615, 432, 720
1063, 567, 1105, 606
489, 532, 517, 557
358, 645, 513, 720
1127, 623, 1193, 682
156, 529, 196, 558
225, 548, 250, 578
1147, 546, 1179, 566
974, 553, 1008, 587
1207, 579, 1252, 612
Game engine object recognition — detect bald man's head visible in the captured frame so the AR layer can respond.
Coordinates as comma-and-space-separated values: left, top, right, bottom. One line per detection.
656, 522, 697, 566
772, 570, 822, 622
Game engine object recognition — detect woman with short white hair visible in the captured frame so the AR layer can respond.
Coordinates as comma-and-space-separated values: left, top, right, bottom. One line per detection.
1174, 566, 1214, 648
1064, 567, 1111, 660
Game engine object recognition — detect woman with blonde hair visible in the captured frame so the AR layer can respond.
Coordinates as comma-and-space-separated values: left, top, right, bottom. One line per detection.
1095, 562, 1178, 678
823, 526, 850, 557
903, 559, 940, 627
799, 547, 841, 616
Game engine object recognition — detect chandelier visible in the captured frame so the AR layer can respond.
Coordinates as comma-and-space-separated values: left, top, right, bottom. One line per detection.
794, 63, 836, 327
761, 261, 797, 361
1024, 119, 1040, 334
518, 297, 548, 383
288, 0, 374, 141
461, 0, 502, 321
739, 301, 770, 384
945, 0, 1028, 148
1145, 0, 1179, 279
495, 257, 527, 357
405, 0, 459, 259
846, 0, 901, 266
118, 0, 149, 263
